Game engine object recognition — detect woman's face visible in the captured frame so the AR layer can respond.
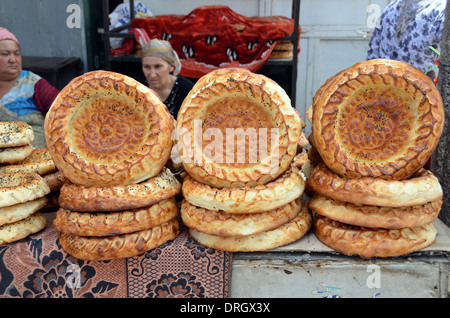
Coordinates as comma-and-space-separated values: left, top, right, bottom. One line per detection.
142, 56, 174, 90
0, 40, 21, 81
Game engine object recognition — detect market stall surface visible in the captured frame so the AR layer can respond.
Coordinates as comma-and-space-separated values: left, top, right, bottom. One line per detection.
231, 218, 450, 298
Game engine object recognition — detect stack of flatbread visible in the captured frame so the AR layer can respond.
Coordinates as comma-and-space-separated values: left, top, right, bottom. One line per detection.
269, 40, 294, 60
0, 121, 49, 244
0, 147, 64, 210
45, 71, 181, 261
176, 68, 312, 252
305, 59, 445, 259
0, 121, 34, 166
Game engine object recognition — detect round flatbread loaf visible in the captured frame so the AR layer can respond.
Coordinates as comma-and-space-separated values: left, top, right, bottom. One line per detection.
0, 212, 47, 244
0, 197, 47, 226
0, 172, 50, 208
182, 166, 305, 213
314, 214, 437, 259
0, 121, 34, 148
0, 148, 56, 175
181, 198, 302, 237
176, 67, 302, 188
54, 197, 179, 237
189, 200, 312, 252
58, 167, 181, 212
44, 70, 174, 187
58, 218, 180, 261
43, 170, 69, 192
308, 194, 441, 230
0, 144, 33, 164
306, 163, 442, 207
312, 59, 444, 180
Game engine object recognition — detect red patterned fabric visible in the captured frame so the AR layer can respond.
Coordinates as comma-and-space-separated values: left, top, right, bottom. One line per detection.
111, 5, 298, 78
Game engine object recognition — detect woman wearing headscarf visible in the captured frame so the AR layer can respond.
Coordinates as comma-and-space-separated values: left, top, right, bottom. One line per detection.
0, 27, 59, 148
367, 0, 446, 78
141, 39, 194, 118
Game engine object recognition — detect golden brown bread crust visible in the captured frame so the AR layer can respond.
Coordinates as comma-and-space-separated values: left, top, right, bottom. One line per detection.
274, 40, 294, 51
0, 144, 33, 164
314, 214, 437, 259
0, 148, 56, 175
176, 67, 302, 188
182, 166, 305, 213
0, 212, 47, 244
188, 200, 312, 251
54, 197, 179, 237
0, 197, 47, 226
181, 198, 302, 236
0, 172, 50, 208
58, 167, 181, 212
306, 163, 442, 207
269, 50, 293, 59
44, 71, 174, 187
43, 170, 69, 192
270, 41, 294, 59
58, 218, 180, 261
308, 194, 441, 230
312, 59, 445, 180
0, 121, 34, 148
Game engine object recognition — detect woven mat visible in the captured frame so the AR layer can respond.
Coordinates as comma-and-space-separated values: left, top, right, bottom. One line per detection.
0, 213, 232, 298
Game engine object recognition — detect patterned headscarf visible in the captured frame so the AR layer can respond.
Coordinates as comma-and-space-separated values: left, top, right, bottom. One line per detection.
0, 27, 19, 46
395, 0, 442, 44
142, 39, 181, 75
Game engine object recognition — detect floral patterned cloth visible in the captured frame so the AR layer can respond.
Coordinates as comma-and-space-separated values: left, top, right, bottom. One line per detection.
0, 213, 232, 298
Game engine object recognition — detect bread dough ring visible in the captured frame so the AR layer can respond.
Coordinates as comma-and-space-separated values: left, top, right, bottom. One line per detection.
0, 121, 34, 148
58, 218, 180, 261
182, 166, 305, 213
58, 167, 181, 212
176, 67, 302, 188
314, 214, 437, 259
0, 144, 33, 164
188, 200, 312, 251
312, 59, 444, 180
181, 198, 302, 236
54, 197, 179, 237
0, 197, 47, 226
0, 172, 50, 208
0, 148, 56, 175
308, 194, 441, 230
44, 70, 174, 187
306, 163, 442, 207
0, 212, 47, 244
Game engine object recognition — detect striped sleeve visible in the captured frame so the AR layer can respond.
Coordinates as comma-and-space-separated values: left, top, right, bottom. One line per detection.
33, 78, 60, 115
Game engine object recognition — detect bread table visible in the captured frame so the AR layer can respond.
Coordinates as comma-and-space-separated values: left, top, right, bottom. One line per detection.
231, 212, 450, 298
